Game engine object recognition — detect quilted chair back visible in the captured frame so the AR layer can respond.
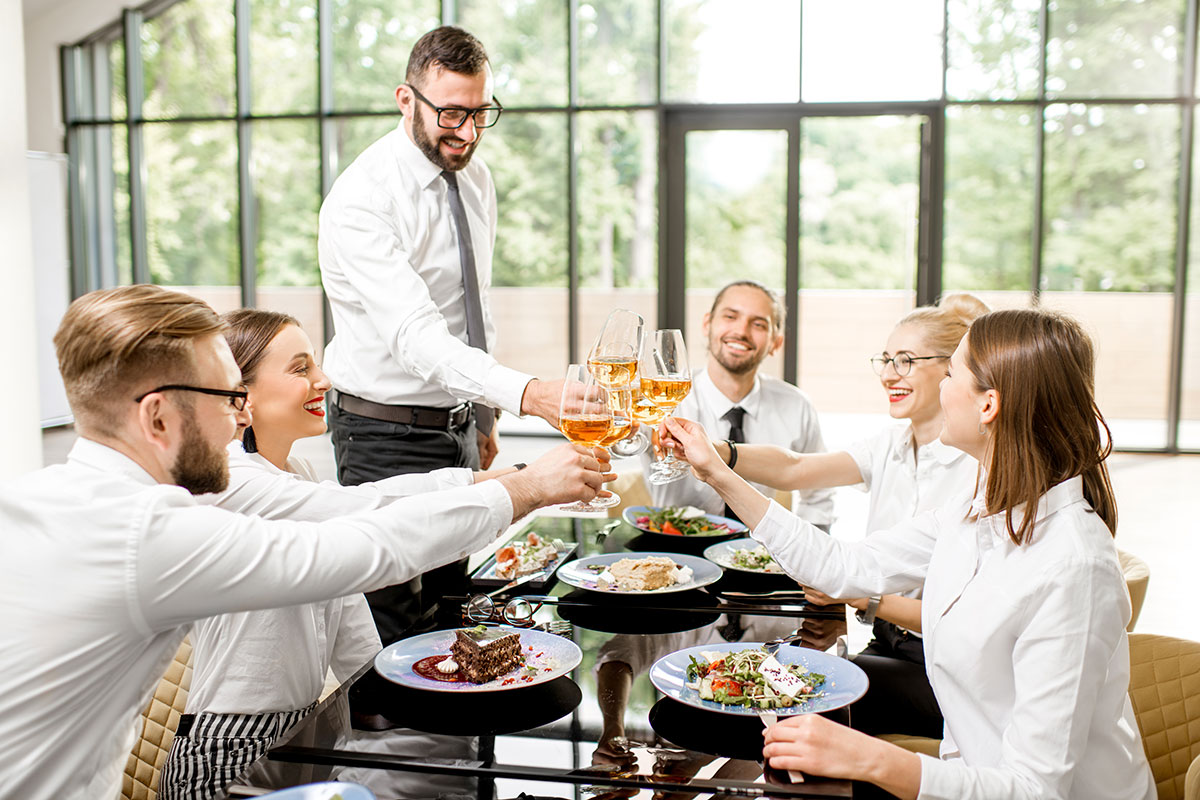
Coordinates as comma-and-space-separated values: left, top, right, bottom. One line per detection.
1117, 549, 1150, 632
122, 636, 194, 800
1128, 632, 1200, 800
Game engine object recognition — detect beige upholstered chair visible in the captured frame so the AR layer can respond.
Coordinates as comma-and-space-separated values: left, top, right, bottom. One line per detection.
1128, 633, 1200, 800
1118, 549, 1150, 632
122, 636, 194, 800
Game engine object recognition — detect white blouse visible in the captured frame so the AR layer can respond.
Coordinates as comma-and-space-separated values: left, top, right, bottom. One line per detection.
187, 443, 475, 714
752, 476, 1154, 800
844, 423, 978, 604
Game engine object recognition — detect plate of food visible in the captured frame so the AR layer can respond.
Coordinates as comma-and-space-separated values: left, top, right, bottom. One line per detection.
470, 530, 578, 589
648, 642, 868, 716
375, 625, 582, 692
703, 537, 785, 574
622, 505, 746, 539
555, 552, 722, 594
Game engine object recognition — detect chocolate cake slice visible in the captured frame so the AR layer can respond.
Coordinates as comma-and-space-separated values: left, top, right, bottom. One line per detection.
449, 626, 523, 683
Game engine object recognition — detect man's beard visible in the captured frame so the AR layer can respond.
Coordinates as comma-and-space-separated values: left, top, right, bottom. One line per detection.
170, 415, 230, 495
710, 335, 768, 375
412, 102, 480, 172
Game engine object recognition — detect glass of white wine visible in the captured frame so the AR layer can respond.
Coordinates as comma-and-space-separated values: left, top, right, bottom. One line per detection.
640, 329, 692, 484
557, 364, 620, 512
588, 309, 647, 457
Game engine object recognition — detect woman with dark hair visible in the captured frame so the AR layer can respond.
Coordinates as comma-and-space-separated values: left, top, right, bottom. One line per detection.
160, 310, 605, 799
662, 308, 1153, 799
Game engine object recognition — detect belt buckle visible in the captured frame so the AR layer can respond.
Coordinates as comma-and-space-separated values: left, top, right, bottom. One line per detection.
452, 402, 470, 430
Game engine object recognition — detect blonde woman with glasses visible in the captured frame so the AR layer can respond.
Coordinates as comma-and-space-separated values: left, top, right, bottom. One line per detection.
663, 308, 1153, 800
697, 293, 989, 739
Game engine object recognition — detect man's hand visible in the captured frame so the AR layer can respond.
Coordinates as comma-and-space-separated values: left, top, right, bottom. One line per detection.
658, 416, 724, 480
477, 425, 499, 469
519, 378, 565, 428
497, 443, 614, 520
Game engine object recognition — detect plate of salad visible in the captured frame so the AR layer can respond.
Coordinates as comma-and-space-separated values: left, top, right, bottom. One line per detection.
703, 537, 785, 574
648, 642, 868, 716
622, 505, 746, 539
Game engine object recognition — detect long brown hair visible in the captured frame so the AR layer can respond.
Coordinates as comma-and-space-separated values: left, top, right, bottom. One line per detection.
220, 308, 299, 453
966, 308, 1117, 545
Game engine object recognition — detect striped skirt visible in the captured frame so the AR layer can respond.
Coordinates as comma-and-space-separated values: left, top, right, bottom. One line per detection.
158, 703, 315, 800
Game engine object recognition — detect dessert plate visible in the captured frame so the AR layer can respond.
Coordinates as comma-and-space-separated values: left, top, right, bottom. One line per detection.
375, 626, 582, 693
648, 642, 868, 717
556, 552, 722, 594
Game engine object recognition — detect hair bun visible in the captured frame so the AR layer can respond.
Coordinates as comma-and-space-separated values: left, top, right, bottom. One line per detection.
938, 292, 990, 325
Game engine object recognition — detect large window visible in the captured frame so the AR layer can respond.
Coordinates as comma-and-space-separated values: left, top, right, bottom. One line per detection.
63, 0, 1199, 452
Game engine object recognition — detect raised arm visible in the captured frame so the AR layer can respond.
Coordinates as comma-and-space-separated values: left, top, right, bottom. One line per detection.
710, 441, 864, 492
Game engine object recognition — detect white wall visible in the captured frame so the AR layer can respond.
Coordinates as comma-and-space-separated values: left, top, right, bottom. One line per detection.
4, 0, 44, 476
23, 0, 130, 153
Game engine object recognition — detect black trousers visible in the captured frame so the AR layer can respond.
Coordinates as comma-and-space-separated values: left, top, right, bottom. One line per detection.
328, 400, 480, 645
848, 619, 944, 740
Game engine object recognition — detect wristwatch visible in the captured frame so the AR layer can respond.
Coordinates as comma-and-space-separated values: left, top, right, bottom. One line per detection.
513, 463, 527, 471
856, 596, 882, 626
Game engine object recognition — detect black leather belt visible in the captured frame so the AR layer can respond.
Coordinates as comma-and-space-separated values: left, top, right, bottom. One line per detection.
332, 391, 472, 430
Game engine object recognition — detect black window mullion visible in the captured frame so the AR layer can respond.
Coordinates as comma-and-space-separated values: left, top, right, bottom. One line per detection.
124, 8, 149, 285
567, 0, 579, 365
784, 117, 800, 385
61, 46, 90, 299
235, 0, 256, 308
317, 0, 335, 346
916, 111, 945, 307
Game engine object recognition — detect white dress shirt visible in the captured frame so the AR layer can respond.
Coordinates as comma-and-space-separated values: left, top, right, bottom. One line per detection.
844, 422, 978, 602
186, 443, 477, 715
319, 122, 532, 413
0, 438, 512, 800
752, 476, 1154, 800
644, 368, 835, 525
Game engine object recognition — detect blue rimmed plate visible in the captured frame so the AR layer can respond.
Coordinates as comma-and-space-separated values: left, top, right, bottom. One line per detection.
556, 551, 722, 594
374, 626, 582, 692
703, 537, 786, 575
648, 642, 868, 717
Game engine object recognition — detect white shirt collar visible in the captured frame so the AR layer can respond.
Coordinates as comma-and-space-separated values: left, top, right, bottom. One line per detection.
67, 437, 159, 487
392, 121, 445, 190
698, 364, 763, 420
973, 474, 1085, 542
893, 427, 967, 467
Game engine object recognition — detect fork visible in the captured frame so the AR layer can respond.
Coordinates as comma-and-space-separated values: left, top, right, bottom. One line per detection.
762, 630, 806, 656
534, 620, 573, 640
759, 711, 804, 783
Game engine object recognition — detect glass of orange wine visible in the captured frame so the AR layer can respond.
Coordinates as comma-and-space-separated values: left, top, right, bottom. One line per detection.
588, 309, 643, 389
557, 364, 620, 512
641, 329, 692, 484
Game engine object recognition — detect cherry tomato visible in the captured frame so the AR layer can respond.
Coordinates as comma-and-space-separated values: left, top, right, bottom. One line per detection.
662, 521, 683, 536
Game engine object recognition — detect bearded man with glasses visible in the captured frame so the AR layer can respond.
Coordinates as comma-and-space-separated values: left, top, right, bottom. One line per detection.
318, 26, 567, 642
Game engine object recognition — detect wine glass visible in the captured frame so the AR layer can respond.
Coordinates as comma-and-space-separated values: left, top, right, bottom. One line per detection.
589, 309, 645, 456
557, 364, 620, 512
587, 309, 643, 389
640, 329, 692, 484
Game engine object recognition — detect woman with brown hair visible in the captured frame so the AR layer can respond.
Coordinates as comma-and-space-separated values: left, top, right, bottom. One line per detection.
160, 309, 606, 799
663, 308, 1153, 799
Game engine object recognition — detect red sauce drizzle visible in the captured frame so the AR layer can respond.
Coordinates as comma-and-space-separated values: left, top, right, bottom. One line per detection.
413, 654, 468, 683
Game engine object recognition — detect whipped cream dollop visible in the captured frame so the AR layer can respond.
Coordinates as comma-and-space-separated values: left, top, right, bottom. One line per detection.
437, 657, 460, 674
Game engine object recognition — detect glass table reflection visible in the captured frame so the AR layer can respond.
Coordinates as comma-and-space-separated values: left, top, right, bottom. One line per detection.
232, 514, 853, 799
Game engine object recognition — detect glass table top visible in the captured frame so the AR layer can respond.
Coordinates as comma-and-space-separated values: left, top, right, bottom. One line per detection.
233, 514, 853, 799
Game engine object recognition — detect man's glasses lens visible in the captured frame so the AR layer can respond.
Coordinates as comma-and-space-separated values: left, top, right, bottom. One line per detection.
438, 107, 501, 129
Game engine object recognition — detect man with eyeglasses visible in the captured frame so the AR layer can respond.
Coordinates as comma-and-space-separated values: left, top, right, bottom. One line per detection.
0, 285, 608, 800
319, 25, 565, 642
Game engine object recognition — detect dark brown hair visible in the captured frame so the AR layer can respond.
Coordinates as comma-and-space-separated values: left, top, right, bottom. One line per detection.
221, 308, 299, 453
406, 26, 489, 87
54, 285, 225, 436
709, 280, 785, 334
966, 308, 1117, 545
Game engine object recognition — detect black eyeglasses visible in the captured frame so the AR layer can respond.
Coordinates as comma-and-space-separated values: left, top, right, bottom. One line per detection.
463, 594, 543, 627
406, 84, 503, 130
134, 385, 249, 411
869, 353, 949, 377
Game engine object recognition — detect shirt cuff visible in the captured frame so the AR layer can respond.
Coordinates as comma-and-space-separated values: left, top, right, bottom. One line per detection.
750, 499, 801, 548
432, 467, 475, 489
473, 477, 514, 536
915, 752, 955, 800
485, 363, 536, 417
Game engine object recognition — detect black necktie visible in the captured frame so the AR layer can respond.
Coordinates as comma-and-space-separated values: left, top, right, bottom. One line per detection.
722, 406, 746, 522
442, 171, 494, 436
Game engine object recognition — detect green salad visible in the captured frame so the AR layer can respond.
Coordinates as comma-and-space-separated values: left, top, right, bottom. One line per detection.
634, 506, 735, 537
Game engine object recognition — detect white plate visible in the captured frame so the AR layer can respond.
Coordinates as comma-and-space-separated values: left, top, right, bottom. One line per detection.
649, 642, 869, 716
374, 626, 582, 692
703, 537, 785, 575
556, 552, 722, 594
